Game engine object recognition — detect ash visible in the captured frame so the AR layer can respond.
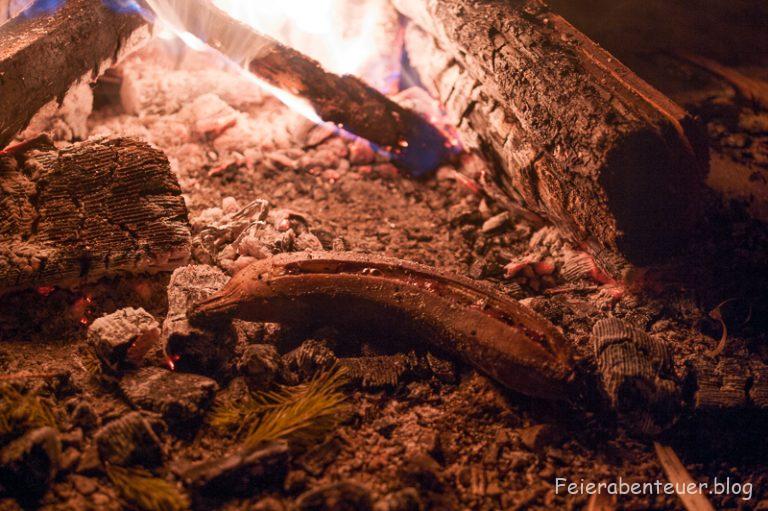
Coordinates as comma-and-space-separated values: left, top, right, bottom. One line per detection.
0, 41, 766, 511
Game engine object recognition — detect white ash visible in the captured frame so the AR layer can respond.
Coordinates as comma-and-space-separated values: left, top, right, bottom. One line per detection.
193, 198, 325, 274
18, 82, 93, 143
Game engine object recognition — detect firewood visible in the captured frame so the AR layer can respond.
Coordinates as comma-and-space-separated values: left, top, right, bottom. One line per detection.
592, 318, 679, 435
395, 0, 709, 272
686, 357, 768, 411
190, 251, 577, 401
0, 0, 148, 149
144, 0, 450, 175
0, 137, 191, 295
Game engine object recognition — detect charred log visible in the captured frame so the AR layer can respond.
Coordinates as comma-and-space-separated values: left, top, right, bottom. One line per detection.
0, 137, 190, 294
396, 0, 709, 272
0, 0, 148, 148
686, 357, 768, 411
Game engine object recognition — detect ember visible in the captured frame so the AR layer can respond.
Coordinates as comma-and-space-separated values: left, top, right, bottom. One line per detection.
1, 0, 767, 510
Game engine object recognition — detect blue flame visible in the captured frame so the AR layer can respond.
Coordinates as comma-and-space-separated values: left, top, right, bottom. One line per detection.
22, 0, 64, 17
21, 0, 149, 18
101, 0, 145, 15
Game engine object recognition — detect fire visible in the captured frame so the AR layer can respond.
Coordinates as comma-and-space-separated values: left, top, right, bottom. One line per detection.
211, 0, 398, 89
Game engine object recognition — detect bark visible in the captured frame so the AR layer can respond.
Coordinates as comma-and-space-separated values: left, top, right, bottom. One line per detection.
0, 0, 148, 149
396, 0, 709, 270
0, 137, 191, 294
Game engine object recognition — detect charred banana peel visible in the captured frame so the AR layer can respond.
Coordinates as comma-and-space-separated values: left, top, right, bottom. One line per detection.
190, 252, 576, 400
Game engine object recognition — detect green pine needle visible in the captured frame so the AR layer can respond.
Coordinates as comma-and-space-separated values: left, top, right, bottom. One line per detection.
0, 384, 60, 441
209, 366, 349, 449
106, 465, 190, 511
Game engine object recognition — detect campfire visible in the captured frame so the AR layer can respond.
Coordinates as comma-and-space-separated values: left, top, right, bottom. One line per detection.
0, 0, 766, 509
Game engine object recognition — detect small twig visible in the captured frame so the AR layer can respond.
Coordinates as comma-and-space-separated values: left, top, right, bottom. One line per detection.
654, 442, 715, 511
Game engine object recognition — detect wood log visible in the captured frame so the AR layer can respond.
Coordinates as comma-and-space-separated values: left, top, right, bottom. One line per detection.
686, 357, 768, 411
396, 0, 709, 270
0, 137, 191, 295
0, 0, 148, 149
592, 318, 679, 435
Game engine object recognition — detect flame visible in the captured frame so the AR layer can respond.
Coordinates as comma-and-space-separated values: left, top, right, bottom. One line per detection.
212, 0, 397, 88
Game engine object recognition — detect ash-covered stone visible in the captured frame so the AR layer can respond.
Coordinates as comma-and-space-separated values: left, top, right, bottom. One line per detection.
0, 427, 61, 503
163, 265, 235, 376
296, 481, 374, 511
179, 441, 288, 497
87, 307, 159, 372
119, 367, 218, 430
283, 340, 337, 381
237, 344, 283, 389
94, 412, 164, 468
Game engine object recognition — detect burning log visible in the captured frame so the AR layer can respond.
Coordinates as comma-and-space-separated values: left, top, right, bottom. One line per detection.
190, 251, 576, 401
0, 137, 191, 295
145, 0, 451, 176
396, 0, 709, 271
0, 0, 148, 149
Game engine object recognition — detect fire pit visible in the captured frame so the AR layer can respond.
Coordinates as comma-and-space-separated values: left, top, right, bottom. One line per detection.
0, 0, 766, 509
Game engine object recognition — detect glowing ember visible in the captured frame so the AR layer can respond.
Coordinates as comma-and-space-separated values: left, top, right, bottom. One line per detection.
36, 286, 55, 297
165, 354, 180, 371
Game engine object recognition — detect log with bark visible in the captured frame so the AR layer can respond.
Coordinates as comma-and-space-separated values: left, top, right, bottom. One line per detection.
0, 0, 148, 149
0, 137, 191, 295
395, 0, 710, 273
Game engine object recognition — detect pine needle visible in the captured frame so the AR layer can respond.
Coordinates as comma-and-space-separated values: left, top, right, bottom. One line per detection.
210, 366, 349, 449
244, 366, 348, 449
106, 465, 190, 511
0, 384, 60, 441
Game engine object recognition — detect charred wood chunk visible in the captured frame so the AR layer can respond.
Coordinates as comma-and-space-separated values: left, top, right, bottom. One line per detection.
592, 318, 679, 434
396, 0, 708, 271
0, 427, 61, 504
750, 361, 768, 409
94, 412, 164, 468
237, 344, 283, 389
339, 353, 419, 389
0, 0, 147, 148
119, 367, 218, 431
0, 137, 191, 295
87, 308, 160, 372
686, 358, 768, 411
283, 340, 338, 382
163, 265, 235, 376
179, 441, 289, 497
